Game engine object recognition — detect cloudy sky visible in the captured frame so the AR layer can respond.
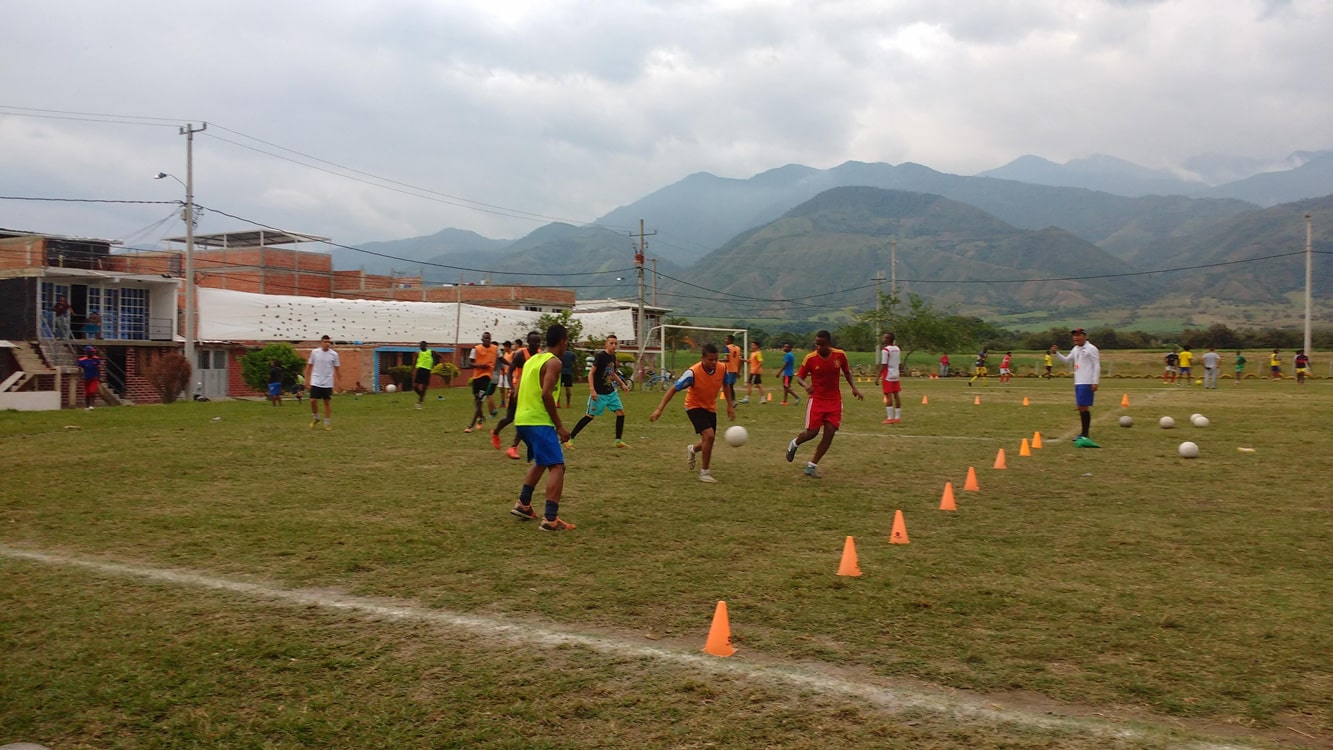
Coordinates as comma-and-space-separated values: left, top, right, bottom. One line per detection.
2, 0, 1328, 252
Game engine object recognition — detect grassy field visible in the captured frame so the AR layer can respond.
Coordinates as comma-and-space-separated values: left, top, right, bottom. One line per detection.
2, 373, 1330, 749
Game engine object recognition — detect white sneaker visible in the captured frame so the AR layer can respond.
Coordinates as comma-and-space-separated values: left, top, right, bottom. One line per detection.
698, 473, 717, 483
687, 444, 696, 470
86, 406, 94, 410
414, 402, 422, 410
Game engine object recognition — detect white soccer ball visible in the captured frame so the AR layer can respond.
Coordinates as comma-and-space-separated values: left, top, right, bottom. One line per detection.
1191, 415, 1209, 428
385, 384, 397, 393
1178, 441, 1199, 459
1189, 413, 1203, 422
1119, 415, 1134, 428
723, 425, 749, 447
1159, 416, 1175, 429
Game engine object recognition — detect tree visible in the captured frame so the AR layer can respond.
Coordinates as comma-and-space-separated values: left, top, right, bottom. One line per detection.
536, 309, 585, 347
145, 351, 193, 404
240, 343, 306, 393
661, 316, 694, 372
868, 292, 968, 365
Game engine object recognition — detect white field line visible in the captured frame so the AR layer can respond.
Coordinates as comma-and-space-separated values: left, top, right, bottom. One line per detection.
0, 544, 1256, 750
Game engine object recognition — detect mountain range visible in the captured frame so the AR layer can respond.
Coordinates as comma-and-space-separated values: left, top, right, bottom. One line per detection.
333, 151, 1333, 328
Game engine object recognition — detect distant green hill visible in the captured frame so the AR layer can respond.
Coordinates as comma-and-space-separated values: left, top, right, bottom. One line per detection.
673, 187, 1155, 318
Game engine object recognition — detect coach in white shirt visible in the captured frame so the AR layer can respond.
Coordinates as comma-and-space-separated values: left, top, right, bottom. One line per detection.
1051, 327, 1100, 448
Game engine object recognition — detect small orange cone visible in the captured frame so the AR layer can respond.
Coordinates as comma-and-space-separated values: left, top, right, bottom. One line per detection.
889, 510, 909, 544
964, 466, 980, 491
1019, 438, 1032, 457
939, 482, 956, 511
1022, 396, 1030, 406
1121, 393, 1130, 408
922, 394, 929, 405
973, 395, 981, 405
703, 600, 737, 657
1032, 431, 1043, 449
766, 392, 773, 402
837, 536, 862, 577
993, 448, 1008, 470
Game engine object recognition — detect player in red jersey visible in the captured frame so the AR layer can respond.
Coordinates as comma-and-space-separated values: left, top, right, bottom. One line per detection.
784, 330, 863, 478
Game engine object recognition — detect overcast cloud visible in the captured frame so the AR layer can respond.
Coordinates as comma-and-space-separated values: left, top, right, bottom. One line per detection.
1, 0, 1328, 250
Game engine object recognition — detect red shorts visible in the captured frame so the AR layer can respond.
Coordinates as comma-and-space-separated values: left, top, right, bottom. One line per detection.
881, 380, 902, 394
84, 378, 100, 399
804, 397, 842, 431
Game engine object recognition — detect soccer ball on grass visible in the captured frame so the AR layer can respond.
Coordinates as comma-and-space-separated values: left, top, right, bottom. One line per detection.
723, 425, 748, 447
385, 384, 397, 393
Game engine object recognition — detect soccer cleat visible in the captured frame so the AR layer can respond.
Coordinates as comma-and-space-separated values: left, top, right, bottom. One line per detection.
780, 401, 788, 406
510, 503, 538, 520
614, 440, 629, 449
1076, 436, 1101, 448
309, 416, 319, 429
738, 397, 749, 404
463, 427, 473, 434
491, 432, 502, 450
505, 446, 521, 460
490, 408, 498, 417
323, 424, 332, 431
785, 440, 798, 463
539, 517, 576, 531
803, 465, 823, 479
687, 444, 696, 470
882, 418, 892, 424
414, 402, 422, 410
698, 473, 717, 483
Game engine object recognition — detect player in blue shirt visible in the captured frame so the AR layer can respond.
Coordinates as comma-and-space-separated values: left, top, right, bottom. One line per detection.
778, 342, 801, 406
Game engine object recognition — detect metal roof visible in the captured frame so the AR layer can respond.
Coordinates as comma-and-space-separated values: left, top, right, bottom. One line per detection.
162, 230, 331, 249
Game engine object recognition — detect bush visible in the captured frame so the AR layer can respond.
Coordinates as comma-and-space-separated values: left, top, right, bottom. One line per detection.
431, 362, 461, 384
387, 365, 415, 391
146, 352, 193, 404
239, 344, 307, 393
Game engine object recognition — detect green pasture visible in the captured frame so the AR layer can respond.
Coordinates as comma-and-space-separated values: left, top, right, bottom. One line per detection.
2, 375, 1329, 749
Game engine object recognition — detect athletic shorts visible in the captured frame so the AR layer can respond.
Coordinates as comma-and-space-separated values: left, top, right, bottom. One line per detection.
1178, 367, 1191, 378
1165, 366, 1178, 374
1000, 368, 1011, 376
782, 375, 793, 388
84, 378, 100, 399
561, 373, 574, 388
585, 391, 623, 417
881, 379, 902, 394
516, 425, 564, 467
414, 367, 432, 385
724, 372, 738, 386
748, 374, 762, 385
1271, 366, 1281, 374
470, 376, 491, 399
804, 397, 842, 431
686, 407, 718, 436
310, 385, 333, 400
1074, 384, 1095, 408
267, 382, 283, 397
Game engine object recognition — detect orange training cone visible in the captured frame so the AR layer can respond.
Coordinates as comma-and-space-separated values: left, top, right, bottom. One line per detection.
964, 466, 980, 492
703, 600, 737, 657
1121, 393, 1130, 408
940, 482, 957, 511
1022, 396, 1030, 406
766, 392, 773, 402
974, 395, 981, 405
922, 394, 929, 405
837, 536, 863, 577
889, 510, 910, 544
1032, 431, 1043, 449
1020, 438, 1031, 457
993, 448, 1008, 470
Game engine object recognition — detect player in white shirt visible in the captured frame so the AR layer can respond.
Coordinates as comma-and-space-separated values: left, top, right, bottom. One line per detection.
1050, 327, 1100, 447
879, 332, 903, 424
304, 335, 341, 431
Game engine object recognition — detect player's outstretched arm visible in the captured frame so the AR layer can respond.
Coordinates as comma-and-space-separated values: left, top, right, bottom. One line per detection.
648, 386, 678, 422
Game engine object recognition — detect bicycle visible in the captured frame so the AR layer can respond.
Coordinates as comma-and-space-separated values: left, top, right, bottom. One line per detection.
643, 369, 675, 391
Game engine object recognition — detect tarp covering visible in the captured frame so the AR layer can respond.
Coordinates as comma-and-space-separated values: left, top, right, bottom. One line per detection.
196, 287, 636, 344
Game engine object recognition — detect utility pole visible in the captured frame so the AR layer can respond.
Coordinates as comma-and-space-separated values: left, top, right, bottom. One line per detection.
649, 257, 658, 307
1305, 213, 1313, 359
890, 238, 898, 296
629, 219, 656, 384
181, 122, 205, 383
874, 270, 886, 341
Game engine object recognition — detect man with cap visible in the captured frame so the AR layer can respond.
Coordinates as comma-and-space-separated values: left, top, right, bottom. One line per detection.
77, 346, 102, 410
1050, 328, 1101, 448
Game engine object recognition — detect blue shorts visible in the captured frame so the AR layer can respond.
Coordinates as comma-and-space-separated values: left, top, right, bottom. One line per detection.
724, 372, 738, 385
585, 391, 623, 417
1074, 384, 1095, 408
267, 382, 282, 397
516, 425, 564, 467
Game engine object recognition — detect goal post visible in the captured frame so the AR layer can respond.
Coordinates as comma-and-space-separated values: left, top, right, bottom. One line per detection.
639, 324, 747, 383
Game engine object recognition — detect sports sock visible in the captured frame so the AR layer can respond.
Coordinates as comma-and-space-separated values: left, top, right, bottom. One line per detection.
570, 415, 593, 439
894, 408, 901, 419
886, 406, 892, 418
519, 484, 535, 504
1080, 411, 1091, 437
615, 415, 624, 440
544, 500, 559, 522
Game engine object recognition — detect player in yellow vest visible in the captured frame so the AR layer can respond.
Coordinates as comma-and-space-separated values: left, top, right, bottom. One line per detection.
509, 325, 576, 531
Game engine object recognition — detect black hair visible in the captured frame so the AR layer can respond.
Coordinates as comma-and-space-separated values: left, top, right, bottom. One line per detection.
546, 324, 568, 348
701, 343, 719, 355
